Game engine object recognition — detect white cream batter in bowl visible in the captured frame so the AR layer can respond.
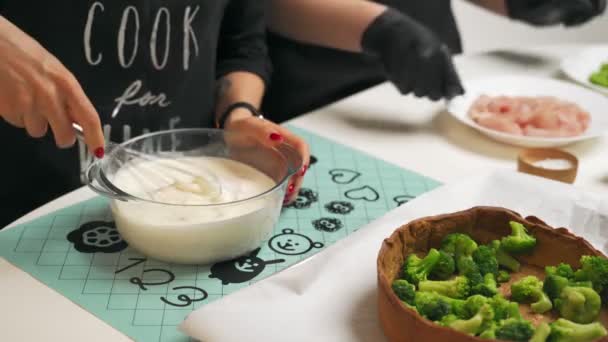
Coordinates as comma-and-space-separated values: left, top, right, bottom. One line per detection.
85, 129, 302, 265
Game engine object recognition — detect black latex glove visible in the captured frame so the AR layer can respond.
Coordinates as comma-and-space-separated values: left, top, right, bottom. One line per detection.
361, 8, 464, 101
507, 0, 606, 26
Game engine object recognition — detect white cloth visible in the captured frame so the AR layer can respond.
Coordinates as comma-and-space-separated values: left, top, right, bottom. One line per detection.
180, 170, 608, 342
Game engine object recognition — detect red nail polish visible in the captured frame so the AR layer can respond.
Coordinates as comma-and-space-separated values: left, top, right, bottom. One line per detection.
300, 164, 308, 176
269, 133, 283, 141
94, 147, 105, 159
288, 183, 295, 193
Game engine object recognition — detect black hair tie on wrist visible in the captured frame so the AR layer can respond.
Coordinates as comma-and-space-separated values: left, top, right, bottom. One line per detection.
216, 102, 264, 129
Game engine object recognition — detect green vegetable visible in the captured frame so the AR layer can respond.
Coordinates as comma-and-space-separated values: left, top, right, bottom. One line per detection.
496, 269, 511, 283
546, 263, 575, 280
554, 286, 602, 324
531, 322, 551, 342
479, 321, 497, 339
589, 63, 608, 88
429, 250, 455, 280
418, 276, 470, 299
548, 318, 608, 342
464, 295, 489, 318
574, 255, 608, 296
402, 248, 441, 285
473, 245, 499, 276
490, 240, 520, 272
488, 294, 522, 321
501, 221, 537, 254
544, 274, 571, 301
414, 291, 469, 318
442, 304, 494, 336
510, 275, 553, 314
472, 273, 498, 297
441, 233, 478, 259
414, 292, 452, 321
391, 279, 416, 305
495, 318, 535, 341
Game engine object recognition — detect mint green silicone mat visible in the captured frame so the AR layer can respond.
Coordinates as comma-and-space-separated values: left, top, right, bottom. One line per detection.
0, 126, 440, 341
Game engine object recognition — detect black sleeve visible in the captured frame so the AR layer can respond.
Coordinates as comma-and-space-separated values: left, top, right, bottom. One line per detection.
216, 0, 272, 85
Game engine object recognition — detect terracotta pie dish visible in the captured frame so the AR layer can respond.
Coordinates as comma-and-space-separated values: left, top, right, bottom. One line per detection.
377, 206, 608, 342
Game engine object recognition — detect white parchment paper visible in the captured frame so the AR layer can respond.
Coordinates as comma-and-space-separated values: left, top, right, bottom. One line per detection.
180, 170, 608, 342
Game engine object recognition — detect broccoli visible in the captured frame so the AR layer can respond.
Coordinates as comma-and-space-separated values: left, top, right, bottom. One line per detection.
510, 275, 553, 314
479, 322, 497, 339
414, 292, 453, 321
442, 304, 494, 336
574, 255, 608, 296
391, 279, 416, 305
554, 286, 602, 324
544, 274, 571, 301
418, 275, 470, 299
439, 314, 458, 326
501, 221, 537, 254
473, 245, 499, 276
402, 248, 441, 285
488, 294, 522, 321
441, 233, 478, 258
530, 322, 551, 342
490, 240, 521, 272
471, 273, 499, 297
548, 319, 607, 342
414, 291, 468, 318
464, 295, 489, 318
430, 250, 455, 280
495, 318, 535, 341
546, 263, 575, 280
497, 270, 511, 283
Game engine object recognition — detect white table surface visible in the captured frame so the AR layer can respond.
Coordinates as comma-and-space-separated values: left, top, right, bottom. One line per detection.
2, 44, 608, 341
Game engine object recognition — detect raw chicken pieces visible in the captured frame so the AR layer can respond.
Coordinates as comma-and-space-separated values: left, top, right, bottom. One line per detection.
468, 95, 590, 137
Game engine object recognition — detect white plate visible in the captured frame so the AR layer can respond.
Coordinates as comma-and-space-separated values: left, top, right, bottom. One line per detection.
560, 45, 608, 96
447, 75, 608, 147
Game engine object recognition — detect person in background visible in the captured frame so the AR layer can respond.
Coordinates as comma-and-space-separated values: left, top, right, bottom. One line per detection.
0, 1, 310, 228
262, 0, 606, 121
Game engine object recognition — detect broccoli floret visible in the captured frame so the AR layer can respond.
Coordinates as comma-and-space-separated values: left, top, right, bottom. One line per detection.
414, 291, 452, 321
439, 314, 459, 326
488, 294, 522, 321
402, 248, 441, 285
554, 286, 602, 324
418, 275, 470, 299
441, 233, 478, 258
546, 263, 575, 280
414, 291, 468, 318
548, 319, 607, 342
544, 274, 571, 301
490, 240, 521, 272
530, 322, 551, 342
510, 275, 553, 314
495, 318, 535, 341
497, 270, 511, 283
473, 245, 499, 276
443, 304, 494, 336
479, 321, 498, 339
391, 279, 416, 305
430, 250, 455, 280
574, 255, 608, 295
472, 273, 499, 297
501, 221, 537, 254
464, 295, 489, 318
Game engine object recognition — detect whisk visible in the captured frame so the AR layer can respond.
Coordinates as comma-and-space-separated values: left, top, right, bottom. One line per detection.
73, 124, 223, 201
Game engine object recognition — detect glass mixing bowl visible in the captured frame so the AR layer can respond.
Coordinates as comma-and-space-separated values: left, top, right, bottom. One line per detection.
84, 128, 302, 265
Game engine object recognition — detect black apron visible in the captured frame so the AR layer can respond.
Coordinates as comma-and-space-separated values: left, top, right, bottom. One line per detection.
262, 0, 462, 121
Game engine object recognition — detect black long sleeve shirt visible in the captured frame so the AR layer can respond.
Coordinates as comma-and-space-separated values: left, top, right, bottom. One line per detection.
0, 0, 271, 227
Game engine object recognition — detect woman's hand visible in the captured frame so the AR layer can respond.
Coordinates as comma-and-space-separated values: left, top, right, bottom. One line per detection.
361, 8, 464, 101
224, 108, 310, 205
0, 16, 105, 156
506, 0, 606, 26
